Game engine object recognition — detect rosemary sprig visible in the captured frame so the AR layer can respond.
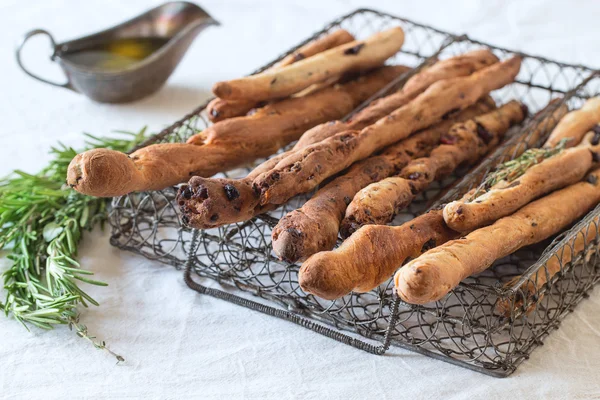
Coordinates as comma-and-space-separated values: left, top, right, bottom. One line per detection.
471, 138, 570, 199
0, 127, 150, 361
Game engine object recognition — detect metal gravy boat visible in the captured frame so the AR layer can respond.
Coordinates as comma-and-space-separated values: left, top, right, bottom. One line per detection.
16, 2, 219, 103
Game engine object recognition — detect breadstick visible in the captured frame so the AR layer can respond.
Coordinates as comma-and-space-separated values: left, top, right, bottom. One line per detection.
212, 27, 405, 101
271, 99, 495, 262
298, 100, 565, 300
495, 214, 600, 317
207, 29, 355, 122
395, 167, 600, 305
544, 97, 600, 148
68, 66, 404, 197
255, 57, 522, 206
299, 209, 458, 300
444, 136, 600, 232
180, 52, 500, 229
345, 49, 499, 129
341, 101, 526, 235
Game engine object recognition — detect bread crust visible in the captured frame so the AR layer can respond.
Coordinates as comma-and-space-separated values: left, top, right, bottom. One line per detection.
212, 27, 405, 102
296, 100, 564, 300
395, 167, 600, 305
443, 140, 599, 232
254, 57, 522, 206
271, 99, 496, 263
180, 52, 501, 229
68, 67, 404, 197
207, 29, 355, 122
341, 101, 526, 235
544, 97, 600, 148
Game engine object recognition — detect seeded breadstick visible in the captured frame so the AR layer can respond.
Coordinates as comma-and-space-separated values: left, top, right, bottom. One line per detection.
340, 101, 526, 236
207, 29, 355, 122
297, 100, 565, 300
395, 167, 600, 305
68, 67, 403, 197
180, 52, 499, 229
544, 97, 600, 148
255, 57, 522, 206
270, 98, 495, 262
444, 134, 600, 232
213, 27, 405, 102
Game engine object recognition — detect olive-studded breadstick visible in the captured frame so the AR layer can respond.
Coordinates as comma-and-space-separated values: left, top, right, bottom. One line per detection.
444, 133, 600, 232
395, 167, 600, 305
345, 49, 499, 129
270, 99, 496, 263
207, 29, 355, 122
179, 52, 500, 229
544, 97, 600, 148
68, 66, 405, 197
297, 100, 565, 300
340, 101, 526, 236
495, 214, 600, 317
255, 57, 522, 206
212, 27, 405, 102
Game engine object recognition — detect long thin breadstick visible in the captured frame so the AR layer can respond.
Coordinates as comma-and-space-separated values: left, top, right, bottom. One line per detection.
213, 27, 405, 102
340, 101, 526, 236
179, 51, 500, 229
495, 214, 600, 317
395, 167, 600, 305
207, 29, 355, 122
67, 67, 404, 197
297, 101, 566, 300
270, 99, 496, 263
443, 135, 600, 232
255, 57, 522, 206
544, 97, 600, 148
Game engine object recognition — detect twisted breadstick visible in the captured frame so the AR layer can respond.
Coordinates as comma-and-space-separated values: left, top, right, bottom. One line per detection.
544, 97, 600, 148
180, 51, 499, 229
207, 29, 355, 122
340, 101, 526, 236
444, 134, 600, 232
213, 27, 405, 101
395, 167, 600, 305
67, 66, 404, 197
297, 100, 565, 300
271, 99, 495, 262
254, 57, 522, 206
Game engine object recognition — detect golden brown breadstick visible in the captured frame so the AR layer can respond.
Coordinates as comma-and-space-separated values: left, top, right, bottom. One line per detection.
180, 52, 500, 229
395, 167, 600, 305
495, 214, 600, 317
443, 136, 600, 232
341, 101, 526, 235
297, 100, 565, 300
255, 57, 522, 206
345, 49, 499, 128
544, 97, 600, 148
270, 99, 496, 262
212, 27, 405, 101
207, 29, 355, 122
299, 209, 458, 300
68, 67, 404, 197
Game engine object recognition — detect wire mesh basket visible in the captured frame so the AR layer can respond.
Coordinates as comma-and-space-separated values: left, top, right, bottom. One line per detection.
109, 8, 600, 377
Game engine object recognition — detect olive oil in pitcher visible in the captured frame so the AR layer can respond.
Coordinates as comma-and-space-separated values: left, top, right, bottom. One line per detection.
61, 37, 170, 70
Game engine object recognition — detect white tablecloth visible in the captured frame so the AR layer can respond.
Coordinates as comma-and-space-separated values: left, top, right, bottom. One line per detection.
2, 1, 600, 398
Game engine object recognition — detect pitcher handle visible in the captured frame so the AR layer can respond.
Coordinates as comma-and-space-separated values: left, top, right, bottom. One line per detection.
16, 29, 75, 91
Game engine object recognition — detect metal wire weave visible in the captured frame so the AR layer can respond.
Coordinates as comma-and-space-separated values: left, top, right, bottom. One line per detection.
109, 8, 600, 377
